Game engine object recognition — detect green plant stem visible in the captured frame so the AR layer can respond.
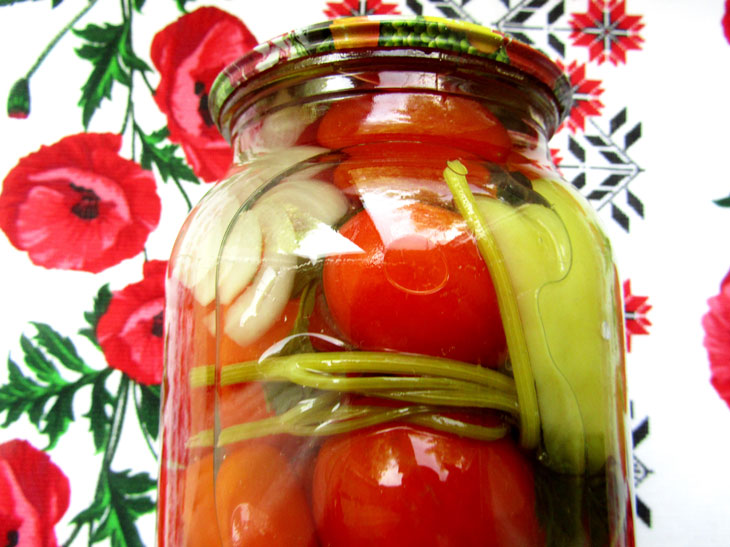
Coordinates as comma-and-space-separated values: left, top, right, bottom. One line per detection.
174, 175, 193, 210
190, 393, 510, 448
443, 160, 541, 451
188, 351, 518, 446
120, 75, 134, 137
117, 0, 194, 212
88, 374, 130, 546
62, 523, 83, 547
140, 70, 156, 95
103, 375, 130, 467
25, 0, 101, 80
133, 383, 158, 460
119, 0, 135, 149
61, 373, 130, 547
117, 0, 193, 214
131, 121, 194, 210
192, 352, 516, 395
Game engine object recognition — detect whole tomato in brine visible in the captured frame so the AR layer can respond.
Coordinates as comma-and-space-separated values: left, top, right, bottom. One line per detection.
322, 202, 506, 366
312, 424, 543, 547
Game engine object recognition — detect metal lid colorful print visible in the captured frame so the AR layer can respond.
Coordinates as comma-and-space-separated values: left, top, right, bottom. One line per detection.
209, 16, 573, 131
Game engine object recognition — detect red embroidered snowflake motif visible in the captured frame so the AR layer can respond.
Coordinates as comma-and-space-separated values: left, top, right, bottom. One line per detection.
569, 0, 645, 65
556, 60, 604, 133
324, 0, 400, 18
548, 148, 565, 177
549, 148, 563, 168
623, 279, 651, 352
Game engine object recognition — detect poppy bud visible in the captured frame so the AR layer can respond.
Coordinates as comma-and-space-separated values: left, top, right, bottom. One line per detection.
7, 78, 30, 119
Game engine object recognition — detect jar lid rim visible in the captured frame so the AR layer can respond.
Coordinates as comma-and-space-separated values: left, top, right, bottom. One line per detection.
209, 15, 572, 129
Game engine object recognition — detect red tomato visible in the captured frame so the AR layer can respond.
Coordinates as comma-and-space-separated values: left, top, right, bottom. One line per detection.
322, 202, 506, 366
189, 298, 303, 453
190, 296, 299, 419
204, 298, 301, 368
215, 444, 318, 547
317, 92, 512, 162
181, 454, 221, 547
180, 444, 317, 547
332, 142, 495, 205
312, 424, 543, 547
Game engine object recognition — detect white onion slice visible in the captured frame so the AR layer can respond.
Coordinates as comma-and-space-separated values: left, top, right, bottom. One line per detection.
259, 178, 349, 225
235, 87, 321, 154
179, 148, 351, 345
291, 216, 364, 262
259, 105, 319, 150
222, 204, 297, 347
172, 187, 251, 305
215, 210, 263, 306
172, 146, 327, 306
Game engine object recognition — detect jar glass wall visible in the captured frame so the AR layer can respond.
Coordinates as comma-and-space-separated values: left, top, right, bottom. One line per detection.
158, 16, 634, 547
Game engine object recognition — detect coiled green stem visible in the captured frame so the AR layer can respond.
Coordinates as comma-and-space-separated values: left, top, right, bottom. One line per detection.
189, 351, 517, 447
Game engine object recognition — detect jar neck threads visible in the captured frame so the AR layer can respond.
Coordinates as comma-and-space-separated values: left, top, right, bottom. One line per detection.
215, 50, 560, 163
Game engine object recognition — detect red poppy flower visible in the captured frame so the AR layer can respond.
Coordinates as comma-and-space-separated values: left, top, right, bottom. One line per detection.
724, 0, 730, 45
703, 269, 730, 409
98, 260, 167, 385
0, 133, 160, 273
151, 7, 258, 182
0, 439, 70, 547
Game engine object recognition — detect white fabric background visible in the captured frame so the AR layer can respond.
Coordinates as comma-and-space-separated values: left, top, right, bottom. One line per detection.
1, 1, 729, 545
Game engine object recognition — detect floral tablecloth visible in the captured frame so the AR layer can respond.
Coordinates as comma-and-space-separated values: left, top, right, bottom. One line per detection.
1, 1, 729, 545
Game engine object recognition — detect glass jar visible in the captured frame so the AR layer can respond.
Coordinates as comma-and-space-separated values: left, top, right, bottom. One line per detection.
158, 16, 635, 547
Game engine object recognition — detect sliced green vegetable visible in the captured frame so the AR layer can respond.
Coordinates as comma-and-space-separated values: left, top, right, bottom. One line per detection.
473, 191, 585, 474
528, 179, 621, 475
445, 159, 621, 475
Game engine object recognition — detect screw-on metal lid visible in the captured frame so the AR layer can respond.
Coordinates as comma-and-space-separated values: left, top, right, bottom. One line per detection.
209, 16, 572, 134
